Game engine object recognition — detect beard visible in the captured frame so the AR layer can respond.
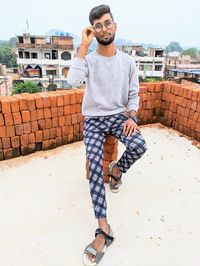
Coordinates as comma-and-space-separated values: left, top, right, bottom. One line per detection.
96, 33, 115, 46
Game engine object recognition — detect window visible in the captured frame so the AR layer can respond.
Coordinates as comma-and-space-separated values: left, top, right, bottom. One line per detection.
31, 53, 37, 59
45, 53, 51, 59
155, 65, 162, 71
25, 52, 30, 59
46, 70, 57, 76
52, 50, 58, 60
61, 51, 71, 60
19, 51, 23, 58
18, 36, 24, 43
46, 37, 51, 44
30, 37, 35, 44
139, 65, 144, 71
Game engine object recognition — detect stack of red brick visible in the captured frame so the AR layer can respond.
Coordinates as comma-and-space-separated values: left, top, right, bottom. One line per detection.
0, 82, 200, 163
0, 89, 84, 160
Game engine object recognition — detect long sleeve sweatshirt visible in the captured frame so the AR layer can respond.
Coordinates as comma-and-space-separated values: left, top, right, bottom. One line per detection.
67, 49, 139, 117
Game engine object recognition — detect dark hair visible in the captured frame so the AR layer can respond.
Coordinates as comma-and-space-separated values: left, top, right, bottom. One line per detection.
89, 5, 114, 25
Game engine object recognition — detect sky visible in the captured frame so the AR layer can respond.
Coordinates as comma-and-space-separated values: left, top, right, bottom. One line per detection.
0, 0, 199, 47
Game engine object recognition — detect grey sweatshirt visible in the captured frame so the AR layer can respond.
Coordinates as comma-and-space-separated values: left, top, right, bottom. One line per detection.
67, 49, 139, 117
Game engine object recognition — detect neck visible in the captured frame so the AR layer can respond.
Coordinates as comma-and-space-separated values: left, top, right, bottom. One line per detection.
96, 43, 116, 57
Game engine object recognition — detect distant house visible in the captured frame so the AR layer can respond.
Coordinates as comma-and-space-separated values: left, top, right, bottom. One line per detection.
16, 34, 75, 79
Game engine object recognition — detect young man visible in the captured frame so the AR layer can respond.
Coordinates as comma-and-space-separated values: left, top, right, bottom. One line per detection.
67, 5, 147, 265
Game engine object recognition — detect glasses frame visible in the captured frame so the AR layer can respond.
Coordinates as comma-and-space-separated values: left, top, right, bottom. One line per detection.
93, 20, 114, 33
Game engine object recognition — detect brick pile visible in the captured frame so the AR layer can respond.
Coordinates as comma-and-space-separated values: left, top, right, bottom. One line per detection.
0, 89, 84, 160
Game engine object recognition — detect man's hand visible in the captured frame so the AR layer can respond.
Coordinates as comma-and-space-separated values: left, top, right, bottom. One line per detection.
123, 118, 140, 137
81, 26, 95, 48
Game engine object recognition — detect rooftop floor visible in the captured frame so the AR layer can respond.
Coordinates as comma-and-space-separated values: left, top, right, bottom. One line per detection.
0, 123, 200, 266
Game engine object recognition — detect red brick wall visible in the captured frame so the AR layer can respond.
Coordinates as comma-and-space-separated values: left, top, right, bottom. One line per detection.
0, 82, 200, 167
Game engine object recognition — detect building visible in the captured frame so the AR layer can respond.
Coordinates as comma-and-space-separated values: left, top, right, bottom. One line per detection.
135, 48, 165, 78
16, 34, 74, 82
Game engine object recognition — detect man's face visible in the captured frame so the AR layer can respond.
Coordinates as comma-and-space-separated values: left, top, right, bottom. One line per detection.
93, 13, 117, 46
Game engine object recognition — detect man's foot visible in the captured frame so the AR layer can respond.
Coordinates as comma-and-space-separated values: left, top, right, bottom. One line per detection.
108, 161, 122, 193
87, 226, 109, 263
83, 225, 114, 265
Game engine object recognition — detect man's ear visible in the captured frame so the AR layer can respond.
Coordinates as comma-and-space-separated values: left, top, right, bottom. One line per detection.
114, 22, 117, 31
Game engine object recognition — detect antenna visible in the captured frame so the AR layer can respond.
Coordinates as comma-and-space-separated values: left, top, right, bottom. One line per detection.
26, 19, 30, 34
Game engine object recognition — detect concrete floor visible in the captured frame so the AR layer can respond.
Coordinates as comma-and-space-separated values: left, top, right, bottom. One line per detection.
0, 123, 200, 266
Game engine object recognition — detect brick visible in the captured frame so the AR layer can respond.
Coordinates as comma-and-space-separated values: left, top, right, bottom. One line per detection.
20, 134, 29, 146
12, 147, 20, 158
56, 136, 62, 146
23, 122, 31, 134
62, 126, 68, 136
0, 113, 4, 126
37, 109, 44, 120
21, 144, 36, 155
10, 96, 20, 112
65, 115, 72, 125
42, 94, 51, 108
11, 136, 20, 148
26, 95, 35, 110
191, 101, 197, 111
106, 135, 118, 144
74, 124, 79, 133
38, 119, 45, 130
51, 107, 58, 118
77, 113, 83, 123
195, 122, 200, 132
69, 93, 76, 104
71, 114, 78, 124
0, 96, 11, 113
31, 121, 38, 132
68, 133, 74, 143
58, 116, 65, 127
183, 88, 192, 99
0, 138, 2, 149
52, 117, 59, 128
44, 108, 51, 118
50, 128, 56, 139
70, 105, 76, 114
63, 93, 70, 105
56, 94, 64, 106
49, 139, 57, 149
42, 140, 50, 150
57, 106, 64, 117
75, 104, 81, 113
146, 83, 155, 92
13, 112, 22, 125
2, 137, 11, 148
34, 94, 43, 108
80, 123, 83, 133
49, 94, 57, 107
43, 129, 50, 140
139, 86, 147, 93
28, 133, 35, 144
30, 110, 37, 121
3, 148, 12, 160
22, 110, 31, 123
64, 105, 70, 115
4, 113, 13, 125
15, 124, 24, 136
6, 125, 15, 137
45, 118, 52, 129
56, 127, 62, 137
35, 130, 43, 142
13, 94, 27, 111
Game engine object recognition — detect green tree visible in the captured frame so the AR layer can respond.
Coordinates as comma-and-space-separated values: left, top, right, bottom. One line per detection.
12, 81, 41, 95
182, 47, 198, 59
165, 42, 183, 54
0, 46, 17, 67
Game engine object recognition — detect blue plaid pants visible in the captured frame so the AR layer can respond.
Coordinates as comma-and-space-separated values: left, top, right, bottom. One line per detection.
83, 112, 147, 219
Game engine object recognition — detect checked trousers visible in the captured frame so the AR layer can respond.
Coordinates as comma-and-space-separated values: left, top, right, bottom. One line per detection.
83, 112, 147, 219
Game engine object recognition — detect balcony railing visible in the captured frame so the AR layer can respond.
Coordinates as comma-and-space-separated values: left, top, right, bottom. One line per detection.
16, 43, 74, 50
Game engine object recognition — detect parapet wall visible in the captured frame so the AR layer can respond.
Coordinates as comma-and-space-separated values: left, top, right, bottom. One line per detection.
0, 82, 200, 165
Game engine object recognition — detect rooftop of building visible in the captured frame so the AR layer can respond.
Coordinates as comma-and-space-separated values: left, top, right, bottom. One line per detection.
0, 123, 199, 266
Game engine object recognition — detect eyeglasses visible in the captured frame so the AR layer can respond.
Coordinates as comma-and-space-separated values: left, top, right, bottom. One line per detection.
93, 20, 114, 33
